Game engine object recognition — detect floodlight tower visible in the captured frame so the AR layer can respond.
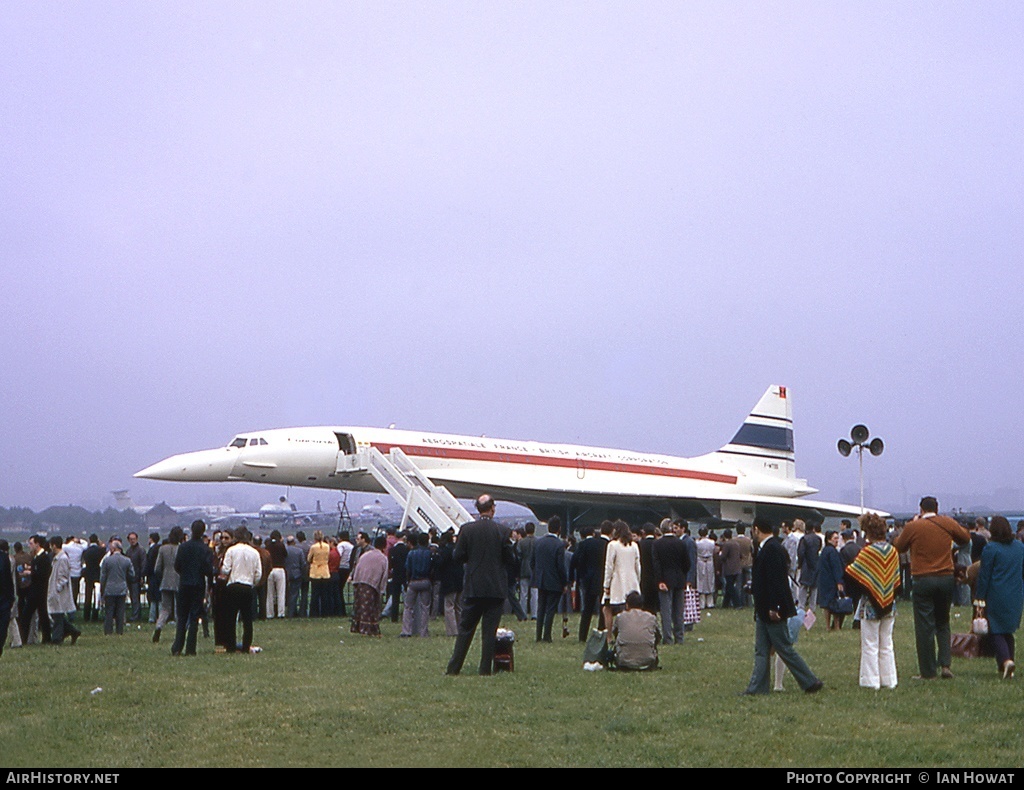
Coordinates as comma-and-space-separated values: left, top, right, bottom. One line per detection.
837, 424, 884, 514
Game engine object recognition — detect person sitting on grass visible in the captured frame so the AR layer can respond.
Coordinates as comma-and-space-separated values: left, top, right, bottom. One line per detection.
612, 591, 661, 671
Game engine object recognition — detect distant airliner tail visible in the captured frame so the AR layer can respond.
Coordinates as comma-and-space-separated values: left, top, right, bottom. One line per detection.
111, 489, 136, 510
711, 385, 796, 480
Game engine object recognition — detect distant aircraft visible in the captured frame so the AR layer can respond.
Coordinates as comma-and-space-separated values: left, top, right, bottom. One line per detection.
135, 386, 884, 527
207, 496, 337, 533
111, 489, 236, 519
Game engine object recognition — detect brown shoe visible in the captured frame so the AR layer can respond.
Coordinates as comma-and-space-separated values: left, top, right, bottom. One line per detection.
940, 667, 954, 679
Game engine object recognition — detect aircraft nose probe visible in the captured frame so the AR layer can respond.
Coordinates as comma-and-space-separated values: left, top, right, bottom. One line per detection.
134, 448, 235, 482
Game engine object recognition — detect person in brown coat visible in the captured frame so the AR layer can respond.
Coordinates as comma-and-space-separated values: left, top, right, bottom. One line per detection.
894, 496, 970, 679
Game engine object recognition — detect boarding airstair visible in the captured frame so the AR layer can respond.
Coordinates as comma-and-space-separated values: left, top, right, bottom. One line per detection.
336, 446, 473, 535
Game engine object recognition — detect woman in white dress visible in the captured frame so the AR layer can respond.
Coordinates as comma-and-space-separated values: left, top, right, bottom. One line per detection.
695, 528, 718, 609
602, 520, 641, 643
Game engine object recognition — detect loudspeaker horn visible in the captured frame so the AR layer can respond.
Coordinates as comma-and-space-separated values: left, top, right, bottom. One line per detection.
837, 439, 852, 457
869, 437, 884, 456
851, 424, 870, 445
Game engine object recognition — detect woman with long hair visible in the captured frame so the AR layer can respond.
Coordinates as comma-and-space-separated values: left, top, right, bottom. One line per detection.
307, 530, 331, 617
602, 520, 641, 642
976, 515, 1024, 679
846, 513, 901, 689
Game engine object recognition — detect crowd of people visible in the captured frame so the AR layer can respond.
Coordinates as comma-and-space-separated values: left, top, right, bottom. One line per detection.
3, 496, 1023, 688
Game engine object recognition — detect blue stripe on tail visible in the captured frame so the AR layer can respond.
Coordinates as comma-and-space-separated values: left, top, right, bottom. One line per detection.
729, 424, 794, 453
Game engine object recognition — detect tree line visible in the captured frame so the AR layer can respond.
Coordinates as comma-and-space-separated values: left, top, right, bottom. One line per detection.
0, 504, 143, 533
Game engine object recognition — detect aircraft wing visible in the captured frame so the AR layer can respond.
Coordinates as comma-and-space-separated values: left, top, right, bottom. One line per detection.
436, 476, 886, 526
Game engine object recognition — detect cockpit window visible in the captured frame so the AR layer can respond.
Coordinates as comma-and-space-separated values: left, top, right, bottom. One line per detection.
259, 438, 268, 446
230, 437, 247, 448
249, 438, 260, 446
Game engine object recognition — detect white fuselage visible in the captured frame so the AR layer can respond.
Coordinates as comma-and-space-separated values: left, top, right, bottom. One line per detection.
135, 386, 881, 522
137, 425, 811, 504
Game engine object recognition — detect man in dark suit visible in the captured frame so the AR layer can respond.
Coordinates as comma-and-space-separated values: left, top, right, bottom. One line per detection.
531, 516, 567, 642
386, 535, 409, 623
743, 516, 823, 695
797, 523, 823, 610
571, 522, 610, 641
18, 535, 52, 644
639, 524, 659, 613
81, 535, 104, 622
446, 494, 515, 676
652, 519, 691, 644
0, 540, 15, 658
171, 520, 215, 657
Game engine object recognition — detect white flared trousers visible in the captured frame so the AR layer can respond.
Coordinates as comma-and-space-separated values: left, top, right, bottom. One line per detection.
859, 613, 897, 689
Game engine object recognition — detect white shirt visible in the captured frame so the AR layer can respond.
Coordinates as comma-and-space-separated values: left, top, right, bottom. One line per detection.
63, 539, 84, 576
222, 543, 263, 587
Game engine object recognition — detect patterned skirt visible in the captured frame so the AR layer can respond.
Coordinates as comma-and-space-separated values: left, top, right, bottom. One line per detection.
351, 584, 381, 636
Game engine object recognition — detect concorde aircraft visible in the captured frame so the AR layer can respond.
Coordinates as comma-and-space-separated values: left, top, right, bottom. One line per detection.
135, 385, 882, 527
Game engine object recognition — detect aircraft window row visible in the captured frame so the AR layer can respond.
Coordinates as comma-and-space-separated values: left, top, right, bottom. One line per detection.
230, 437, 269, 448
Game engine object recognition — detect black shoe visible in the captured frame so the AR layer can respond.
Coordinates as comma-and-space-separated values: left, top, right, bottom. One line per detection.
805, 680, 824, 694
152, 628, 161, 644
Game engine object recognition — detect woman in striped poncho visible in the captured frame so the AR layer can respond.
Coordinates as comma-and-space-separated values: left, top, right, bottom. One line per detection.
846, 513, 901, 689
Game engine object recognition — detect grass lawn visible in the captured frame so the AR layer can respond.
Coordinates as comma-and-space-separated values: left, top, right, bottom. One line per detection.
1, 605, 1022, 768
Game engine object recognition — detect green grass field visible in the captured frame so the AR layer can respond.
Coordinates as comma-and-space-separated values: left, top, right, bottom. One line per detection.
1, 606, 1022, 768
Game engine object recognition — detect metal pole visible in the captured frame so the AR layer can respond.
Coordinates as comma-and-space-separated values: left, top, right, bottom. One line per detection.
858, 445, 865, 515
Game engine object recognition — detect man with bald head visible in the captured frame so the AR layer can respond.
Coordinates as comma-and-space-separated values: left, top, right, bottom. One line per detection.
445, 494, 515, 676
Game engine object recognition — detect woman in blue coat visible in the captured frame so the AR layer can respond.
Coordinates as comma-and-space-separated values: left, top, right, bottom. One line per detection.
976, 516, 1024, 679
818, 531, 847, 630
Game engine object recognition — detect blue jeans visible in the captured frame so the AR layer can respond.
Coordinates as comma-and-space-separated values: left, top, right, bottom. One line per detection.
745, 614, 818, 694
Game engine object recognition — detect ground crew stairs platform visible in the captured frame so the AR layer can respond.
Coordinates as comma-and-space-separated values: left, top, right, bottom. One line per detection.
336, 447, 472, 534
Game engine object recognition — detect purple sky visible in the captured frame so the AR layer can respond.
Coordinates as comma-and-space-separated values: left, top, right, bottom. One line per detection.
2, 4, 1022, 515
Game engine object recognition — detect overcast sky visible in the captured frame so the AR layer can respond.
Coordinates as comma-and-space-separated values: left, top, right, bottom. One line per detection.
2, 3, 1022, 515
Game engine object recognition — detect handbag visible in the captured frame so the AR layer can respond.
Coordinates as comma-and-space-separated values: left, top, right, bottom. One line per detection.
832, 595, 854, 615
972, 604, 989, 636
583, 628, 610, 665
683, 588, 700, 624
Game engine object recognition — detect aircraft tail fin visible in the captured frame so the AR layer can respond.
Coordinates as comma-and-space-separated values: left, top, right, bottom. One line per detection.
111, 489, 136, 510
712, 385, 796, 480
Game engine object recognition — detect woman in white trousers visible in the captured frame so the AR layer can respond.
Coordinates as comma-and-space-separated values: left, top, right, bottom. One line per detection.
846, 513, 901, 689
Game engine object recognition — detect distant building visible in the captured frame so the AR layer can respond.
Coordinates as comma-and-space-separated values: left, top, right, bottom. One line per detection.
144, 502, 179, 533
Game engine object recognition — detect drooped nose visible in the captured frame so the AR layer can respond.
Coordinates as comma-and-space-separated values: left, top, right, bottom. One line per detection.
134, 448, 236, 482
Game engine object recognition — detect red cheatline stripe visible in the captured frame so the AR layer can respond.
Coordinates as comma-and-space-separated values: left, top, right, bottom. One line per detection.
371, 442, 738, 485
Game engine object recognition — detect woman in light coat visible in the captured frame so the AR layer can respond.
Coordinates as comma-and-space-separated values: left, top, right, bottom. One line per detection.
602, 520, 641, 643
152, 526, 183, 643
695, 528, 717, 609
